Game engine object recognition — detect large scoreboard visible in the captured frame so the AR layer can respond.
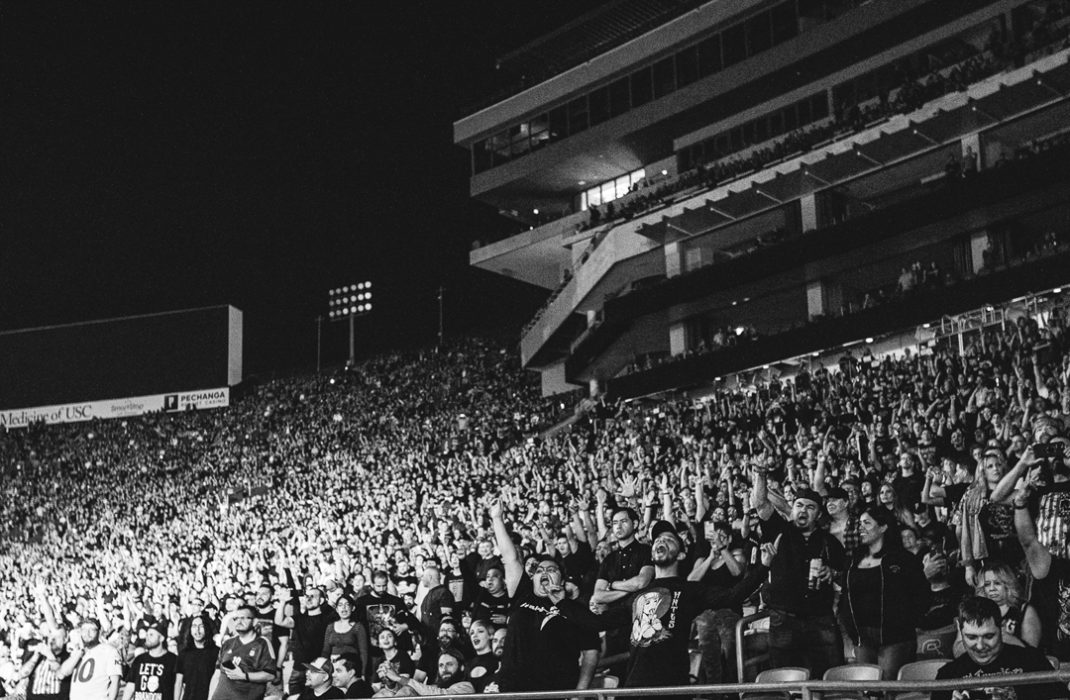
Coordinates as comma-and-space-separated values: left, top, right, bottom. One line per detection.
0, 305, 242, 427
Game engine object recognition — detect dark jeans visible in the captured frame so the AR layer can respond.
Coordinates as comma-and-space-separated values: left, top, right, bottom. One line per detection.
768, 610, 844, 679
694, 608, 741, 684
854, 626, 915, 680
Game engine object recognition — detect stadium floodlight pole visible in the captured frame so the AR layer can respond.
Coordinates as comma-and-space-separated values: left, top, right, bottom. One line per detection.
438, 285, 445, 347
316, 315, 324, 374
326, 281, 373, 367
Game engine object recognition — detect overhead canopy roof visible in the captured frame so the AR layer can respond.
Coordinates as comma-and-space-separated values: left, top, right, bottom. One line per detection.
638, 56, 1070, 244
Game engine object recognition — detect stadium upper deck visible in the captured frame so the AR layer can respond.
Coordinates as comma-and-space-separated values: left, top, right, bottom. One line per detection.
454, 0, 1070, 396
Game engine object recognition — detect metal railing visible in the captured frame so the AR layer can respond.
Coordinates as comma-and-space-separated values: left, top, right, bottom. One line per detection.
441, 669, 1070, 699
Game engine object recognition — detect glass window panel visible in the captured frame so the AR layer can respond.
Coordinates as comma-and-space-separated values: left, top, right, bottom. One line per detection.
768, 111, 783, 137
580, 191, 588, 211
601, 182, 614, 202
589, 86, 610, 126
797, 98, 811, 125
771, 2, 798, 44
630, 67, 653, 106
587, 187, 602, 207
676, 46, 698, 87
754, 117, 768, 143
567, 96, 589, 134
723, 24, 746, 67
548, 106, 568, 140
609, 77, 630, 116
630, 169, 645, 188
697, 35, 721, 76
473, 140, 493, 173
652, 57, 675, 98
812, 93, 829, 119
784, 106, 798, 131
746, 11, 772, 55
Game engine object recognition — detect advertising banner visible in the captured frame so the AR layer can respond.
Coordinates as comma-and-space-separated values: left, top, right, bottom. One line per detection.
0, 388, 229, 428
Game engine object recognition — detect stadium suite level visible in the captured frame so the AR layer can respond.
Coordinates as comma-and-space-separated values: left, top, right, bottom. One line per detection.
454, 0, 1070, 397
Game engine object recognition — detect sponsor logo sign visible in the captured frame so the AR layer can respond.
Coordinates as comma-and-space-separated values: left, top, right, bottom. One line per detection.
0, 388, 229, 428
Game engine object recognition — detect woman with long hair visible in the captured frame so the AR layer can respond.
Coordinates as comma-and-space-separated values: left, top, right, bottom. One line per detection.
975, 561, 1041, 647
958, 448, 1019, 585
839, 506, 930, 680
877, 482, 915, 527
175, 614, 218, 700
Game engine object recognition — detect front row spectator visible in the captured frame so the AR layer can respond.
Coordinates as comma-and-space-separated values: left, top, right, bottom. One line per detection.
373, 649, 472, 697
488, 499, 600, 695
331, 653, 371, 699
839, 506, 929, 681
932, 597, 1066, 700
550, 520, 770, 691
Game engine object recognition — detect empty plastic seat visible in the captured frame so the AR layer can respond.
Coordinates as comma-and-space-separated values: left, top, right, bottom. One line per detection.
895, 658, 948, 699
818, 663, 881, 699
742, 666, 810, 700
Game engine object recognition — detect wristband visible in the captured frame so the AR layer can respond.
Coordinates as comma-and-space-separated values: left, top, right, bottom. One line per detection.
1014, 502, 1028, 510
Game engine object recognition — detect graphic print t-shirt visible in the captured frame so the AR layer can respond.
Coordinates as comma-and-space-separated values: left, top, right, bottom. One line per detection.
125, 652, 177, 700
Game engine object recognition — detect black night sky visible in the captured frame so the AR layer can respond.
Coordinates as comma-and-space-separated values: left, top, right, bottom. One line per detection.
0, 2, 605, 375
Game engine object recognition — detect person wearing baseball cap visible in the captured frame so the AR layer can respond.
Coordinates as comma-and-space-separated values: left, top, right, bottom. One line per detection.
751, 468, 848, 678
547, 520, 771, 691
124, 621, 178, 700
294, 657, 342, 700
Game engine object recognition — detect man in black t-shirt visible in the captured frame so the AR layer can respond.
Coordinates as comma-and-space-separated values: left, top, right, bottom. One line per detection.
753, 474, 847, 679
276, 589, 337, 697
469, 566, 509, 626
933, 597, 1066, 700
488, 500, 599, 694
329, 654, 370, 699
354, 572, 414, 679
592, 507, 653, 678
123, 623, 177, 700
1015, 482, 1070, 661
552, 521, 769, 695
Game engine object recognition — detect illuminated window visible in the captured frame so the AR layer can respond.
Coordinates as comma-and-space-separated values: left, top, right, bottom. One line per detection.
580, 168, 645, 211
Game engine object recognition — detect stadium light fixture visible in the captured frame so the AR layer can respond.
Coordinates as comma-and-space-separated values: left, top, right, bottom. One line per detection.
320, 281, 374, 369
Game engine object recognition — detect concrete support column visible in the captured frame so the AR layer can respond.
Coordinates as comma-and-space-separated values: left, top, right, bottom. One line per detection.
665, 241, 683, 278
970, 230, 989, 274
669, 322, 688, 357
807, 278, 843, 320
962, 132, 983, 173
800, 194, 818, 233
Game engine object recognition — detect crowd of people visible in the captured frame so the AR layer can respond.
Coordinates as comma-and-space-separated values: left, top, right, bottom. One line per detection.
2, 305, 1070, 700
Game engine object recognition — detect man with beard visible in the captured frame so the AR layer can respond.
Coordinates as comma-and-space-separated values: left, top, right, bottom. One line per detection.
123, 623, 177, 700
276, 590, 336, 697
374, 650, 473, 696
551, 521, 769, 693
414, 619, 469, 682
329, 654, 370, 699
932, 597, 1065, 700
469, 566, 509, 626
210, 606, 276, 700
752, 471, 847, 678
291, 658, 342, 700
252, 585, 286, 700
354, 573, 411, 680
69, 619, 123, 700
21, 626, 72, 700
488, 499, 599, 694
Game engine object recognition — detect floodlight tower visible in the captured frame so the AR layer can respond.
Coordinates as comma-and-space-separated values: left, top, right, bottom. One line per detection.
326, 281, 373, 367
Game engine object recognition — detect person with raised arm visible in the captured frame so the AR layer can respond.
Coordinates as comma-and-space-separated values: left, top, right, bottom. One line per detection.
487, 498, 599, 694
